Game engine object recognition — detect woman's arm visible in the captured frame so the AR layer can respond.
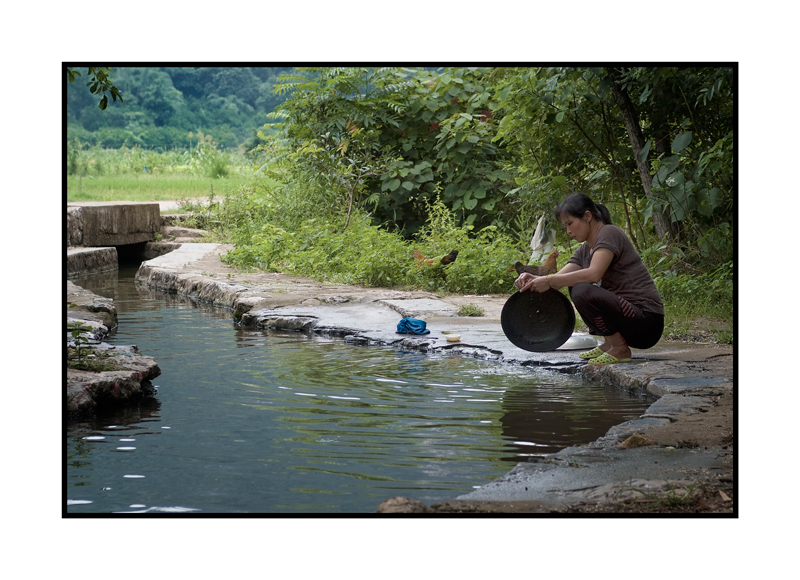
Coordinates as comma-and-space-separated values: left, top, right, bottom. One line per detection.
515, 262, 581, 292
515, 249, 614, 293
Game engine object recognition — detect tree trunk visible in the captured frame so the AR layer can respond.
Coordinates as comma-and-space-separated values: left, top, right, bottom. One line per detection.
607, 68, 675, 241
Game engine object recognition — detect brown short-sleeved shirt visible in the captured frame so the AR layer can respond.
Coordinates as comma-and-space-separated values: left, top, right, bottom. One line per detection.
567, 225, 664, 315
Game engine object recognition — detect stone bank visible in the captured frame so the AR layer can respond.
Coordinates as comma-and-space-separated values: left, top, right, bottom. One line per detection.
66, 201, 194, 417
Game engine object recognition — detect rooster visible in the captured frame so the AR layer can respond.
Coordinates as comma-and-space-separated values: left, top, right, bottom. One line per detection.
514, 250, 559, 276
414, 249, 459, 266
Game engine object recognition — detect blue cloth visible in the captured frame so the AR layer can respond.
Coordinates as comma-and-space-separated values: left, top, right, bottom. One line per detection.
396, 317, 430, 335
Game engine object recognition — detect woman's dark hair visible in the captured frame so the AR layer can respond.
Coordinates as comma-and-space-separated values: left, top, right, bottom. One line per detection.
555, 192, 612, 225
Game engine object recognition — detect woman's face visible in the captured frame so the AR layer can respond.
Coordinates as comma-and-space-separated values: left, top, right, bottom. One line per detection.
559, 211, 593, 242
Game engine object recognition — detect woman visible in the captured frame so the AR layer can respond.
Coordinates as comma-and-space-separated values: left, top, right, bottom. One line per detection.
514, 193, 664, 365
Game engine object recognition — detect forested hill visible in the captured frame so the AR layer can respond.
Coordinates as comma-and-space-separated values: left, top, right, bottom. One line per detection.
66, 66, 294, 150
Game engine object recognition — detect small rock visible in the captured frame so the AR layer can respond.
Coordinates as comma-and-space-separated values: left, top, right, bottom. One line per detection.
620, 433, 658, 449
375, 496, 433, 513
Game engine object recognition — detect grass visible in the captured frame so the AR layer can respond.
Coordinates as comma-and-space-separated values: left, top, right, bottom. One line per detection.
67, 174, 250, 203
457, 303, 485, 317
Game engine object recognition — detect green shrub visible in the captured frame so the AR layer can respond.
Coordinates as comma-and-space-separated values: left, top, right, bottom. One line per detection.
654, 261, 733, 318
222, 192, 524, 295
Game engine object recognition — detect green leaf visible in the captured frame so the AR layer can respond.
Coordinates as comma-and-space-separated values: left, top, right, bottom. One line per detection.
388, 178, 401, 191
401, 181, 414, 191
639, 84, 651, 104
697, 194, 713, 216
555, 111, 564, 123
416, 170, 433, 183
639, 140, 652, 163
482, 199, 496, 211
463, 197, 478, 210
643, 202, 653, 223
99, 95, 108, 110
672, 131, 692, 153
665, 172, 684, 188
597, 77, 611, 98
708, 187, 723, 208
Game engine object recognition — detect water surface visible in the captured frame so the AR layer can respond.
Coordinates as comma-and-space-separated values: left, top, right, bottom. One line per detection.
66, 267, 652, 513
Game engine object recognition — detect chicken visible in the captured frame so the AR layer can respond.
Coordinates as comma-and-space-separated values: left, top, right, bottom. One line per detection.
514, 250, 559, 277
413, 250, 435, 264
440, 250, 458, 265
414, 249, 459, 266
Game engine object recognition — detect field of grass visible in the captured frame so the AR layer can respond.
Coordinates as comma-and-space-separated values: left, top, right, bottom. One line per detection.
66, 143, 259, 203
67, 174, 250, 203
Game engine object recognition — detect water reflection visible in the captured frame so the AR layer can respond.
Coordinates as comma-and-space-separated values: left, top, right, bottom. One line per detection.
498, 376, 650, 456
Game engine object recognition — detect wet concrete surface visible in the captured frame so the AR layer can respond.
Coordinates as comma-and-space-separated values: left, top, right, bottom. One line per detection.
459, 445, 732, 509
132, 242, 735, 512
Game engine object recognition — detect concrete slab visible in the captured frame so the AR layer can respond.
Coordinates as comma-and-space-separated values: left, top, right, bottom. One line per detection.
67, 202, 160, 246
380, 298, 461, 317
141, 243, 223, 271
459, 445, 731, 507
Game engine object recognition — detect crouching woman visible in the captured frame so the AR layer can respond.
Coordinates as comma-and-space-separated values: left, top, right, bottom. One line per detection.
514, 193, 664, 365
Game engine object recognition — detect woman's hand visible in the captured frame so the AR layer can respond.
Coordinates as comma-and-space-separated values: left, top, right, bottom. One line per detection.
514, 272, 551, 293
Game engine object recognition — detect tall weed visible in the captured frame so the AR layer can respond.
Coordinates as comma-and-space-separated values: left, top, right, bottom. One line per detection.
222, 193, 524, 295
654, 261, 733, 318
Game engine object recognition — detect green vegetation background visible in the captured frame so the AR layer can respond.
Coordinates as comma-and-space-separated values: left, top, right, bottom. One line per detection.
66, 66, 733, 343
67, 66, 292, 150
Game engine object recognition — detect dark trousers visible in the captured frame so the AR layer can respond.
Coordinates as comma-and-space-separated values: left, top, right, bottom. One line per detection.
569, 283, 664, 349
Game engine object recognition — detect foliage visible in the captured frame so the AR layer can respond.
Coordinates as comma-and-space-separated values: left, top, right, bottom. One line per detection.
220, 190, 522, 295
223, 210, 414, 287
191, 136, 233, 178
267, 66, 513, 235
67, 67, 124, 110
487, 66, 734, 271
654, 260, 733, 316
67, 66, 293, 149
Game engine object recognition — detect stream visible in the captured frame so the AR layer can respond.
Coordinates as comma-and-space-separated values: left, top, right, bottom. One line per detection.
66, 266, 653, 514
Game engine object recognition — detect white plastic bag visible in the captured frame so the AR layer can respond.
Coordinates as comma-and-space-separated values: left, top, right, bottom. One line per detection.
530, 214, 556, 263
